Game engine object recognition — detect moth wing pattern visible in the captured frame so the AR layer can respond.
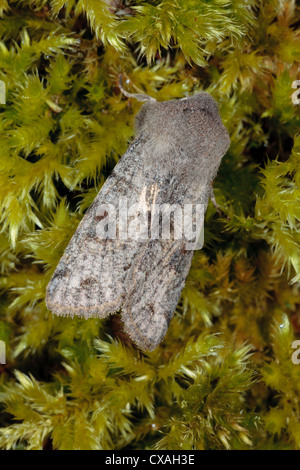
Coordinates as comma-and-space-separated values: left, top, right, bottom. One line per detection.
118, 173, 209, 350
121, 239, 194, 351
46, 137, 151, 318
46, 135, 197, 339
46, 92, 230, 351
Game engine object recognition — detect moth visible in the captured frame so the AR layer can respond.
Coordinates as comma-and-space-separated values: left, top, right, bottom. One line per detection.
46, 84, 230, 351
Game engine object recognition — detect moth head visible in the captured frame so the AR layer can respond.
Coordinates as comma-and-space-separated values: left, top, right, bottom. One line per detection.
135, 92, 230, 159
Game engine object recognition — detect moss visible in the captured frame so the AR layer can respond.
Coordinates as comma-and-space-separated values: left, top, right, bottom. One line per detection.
0, 0, 299, 450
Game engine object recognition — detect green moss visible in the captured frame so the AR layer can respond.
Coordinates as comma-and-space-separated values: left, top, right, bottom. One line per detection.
0, 0, 299, 450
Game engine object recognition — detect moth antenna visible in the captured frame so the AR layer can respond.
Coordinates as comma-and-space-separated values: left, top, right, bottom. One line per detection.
118, 74, 156, 103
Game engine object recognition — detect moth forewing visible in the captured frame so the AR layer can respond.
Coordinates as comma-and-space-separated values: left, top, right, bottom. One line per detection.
46, 92, 230, 351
